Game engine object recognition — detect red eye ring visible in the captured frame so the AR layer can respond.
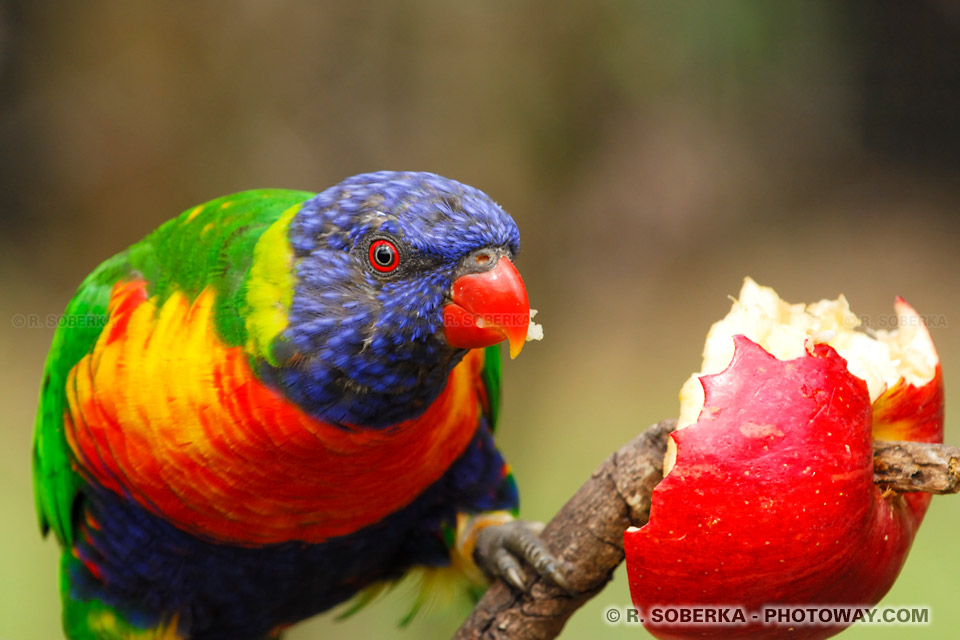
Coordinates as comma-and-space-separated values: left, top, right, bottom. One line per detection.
368, 239, 400, 273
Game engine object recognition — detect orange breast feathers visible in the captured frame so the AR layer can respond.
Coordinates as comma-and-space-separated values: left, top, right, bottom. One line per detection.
64, 280, 485, 545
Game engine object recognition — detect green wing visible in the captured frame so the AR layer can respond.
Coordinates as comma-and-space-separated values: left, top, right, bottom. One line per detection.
480, 345, 502, 432
32, 252, 136, 545
32, 189, 313, 547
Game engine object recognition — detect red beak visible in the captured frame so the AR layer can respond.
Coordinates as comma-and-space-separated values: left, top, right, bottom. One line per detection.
442, 257, 530, 359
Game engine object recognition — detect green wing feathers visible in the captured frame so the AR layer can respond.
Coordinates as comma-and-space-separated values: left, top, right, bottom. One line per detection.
480, 345, 502, 432
33, 251, 137, 545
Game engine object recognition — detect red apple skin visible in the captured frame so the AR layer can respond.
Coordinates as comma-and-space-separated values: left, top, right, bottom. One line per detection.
625, 334, 943, 640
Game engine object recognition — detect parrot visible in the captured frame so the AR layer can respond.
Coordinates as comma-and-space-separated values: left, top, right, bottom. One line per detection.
32, 171, 567, 640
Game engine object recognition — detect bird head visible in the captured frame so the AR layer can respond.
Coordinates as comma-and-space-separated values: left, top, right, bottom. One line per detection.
260, 171, 530, 427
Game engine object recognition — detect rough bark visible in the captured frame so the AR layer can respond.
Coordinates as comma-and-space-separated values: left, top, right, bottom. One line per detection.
873, 440, 960, 494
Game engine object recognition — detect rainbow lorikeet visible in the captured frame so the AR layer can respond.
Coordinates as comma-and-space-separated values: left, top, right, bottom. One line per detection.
33, 171, 566, 640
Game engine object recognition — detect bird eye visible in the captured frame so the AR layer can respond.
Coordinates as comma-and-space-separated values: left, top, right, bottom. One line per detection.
368, 239, 400, 273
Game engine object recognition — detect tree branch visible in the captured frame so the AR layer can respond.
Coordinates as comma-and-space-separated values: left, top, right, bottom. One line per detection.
453, 420, 673, 640
454, 421, 960, 640
873, 440, 960, 493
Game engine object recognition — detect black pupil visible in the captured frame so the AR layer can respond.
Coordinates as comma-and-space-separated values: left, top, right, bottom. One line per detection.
374, 244, 395, 266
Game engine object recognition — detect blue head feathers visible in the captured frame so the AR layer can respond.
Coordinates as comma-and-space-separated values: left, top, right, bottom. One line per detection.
266, 171, 521, 427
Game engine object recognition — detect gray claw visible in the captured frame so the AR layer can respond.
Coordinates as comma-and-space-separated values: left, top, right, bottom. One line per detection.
475, 520, 571, 593
491, 545, 527, 591
504, 566, 527, 591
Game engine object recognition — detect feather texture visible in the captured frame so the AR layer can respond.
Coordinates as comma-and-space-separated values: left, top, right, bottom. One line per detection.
66, 279, 487, 544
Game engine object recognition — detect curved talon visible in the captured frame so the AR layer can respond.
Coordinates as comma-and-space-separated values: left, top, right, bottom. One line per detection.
474, 520, 571, 593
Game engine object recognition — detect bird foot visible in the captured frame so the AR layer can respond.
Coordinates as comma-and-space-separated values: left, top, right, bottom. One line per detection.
473, 518, 571, 593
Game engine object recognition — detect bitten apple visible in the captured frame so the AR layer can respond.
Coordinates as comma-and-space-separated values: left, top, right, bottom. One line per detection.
625, 278, 943, 640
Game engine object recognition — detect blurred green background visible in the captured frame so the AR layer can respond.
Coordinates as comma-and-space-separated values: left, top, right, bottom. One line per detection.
2, 1, 959, 638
